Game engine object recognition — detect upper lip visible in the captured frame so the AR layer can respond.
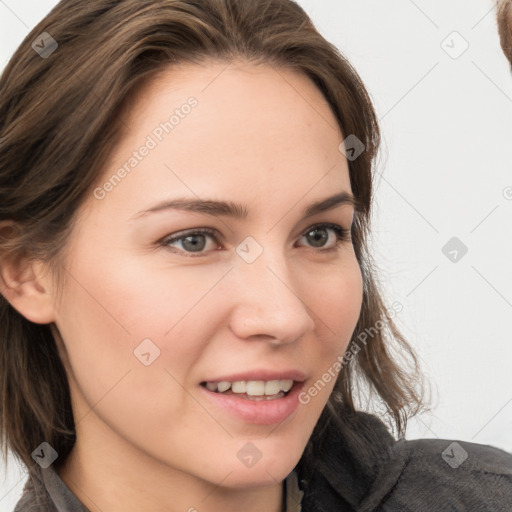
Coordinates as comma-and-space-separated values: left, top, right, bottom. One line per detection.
201, 369, 307, 383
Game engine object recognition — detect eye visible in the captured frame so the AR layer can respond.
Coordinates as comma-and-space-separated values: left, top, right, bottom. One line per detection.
160, 223, 351, 257
161, 228, 220, 255
296, 223, 351, 252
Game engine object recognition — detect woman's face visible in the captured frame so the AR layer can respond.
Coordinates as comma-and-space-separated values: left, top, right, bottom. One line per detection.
48, 60, 363, 488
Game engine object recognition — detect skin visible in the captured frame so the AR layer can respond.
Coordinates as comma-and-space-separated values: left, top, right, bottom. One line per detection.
3, 60, 363, 512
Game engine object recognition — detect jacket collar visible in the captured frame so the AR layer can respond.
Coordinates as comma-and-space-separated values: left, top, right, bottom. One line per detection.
296, 409, 409, 511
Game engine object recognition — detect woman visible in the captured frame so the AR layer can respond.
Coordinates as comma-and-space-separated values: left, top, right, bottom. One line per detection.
0, 1, 511, 511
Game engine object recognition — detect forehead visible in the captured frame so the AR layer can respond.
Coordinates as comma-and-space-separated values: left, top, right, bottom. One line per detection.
117, 59, 344, 157
89, 60, 352, 219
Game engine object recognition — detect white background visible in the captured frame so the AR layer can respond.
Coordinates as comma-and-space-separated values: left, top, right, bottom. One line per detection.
1, 0, 511, 509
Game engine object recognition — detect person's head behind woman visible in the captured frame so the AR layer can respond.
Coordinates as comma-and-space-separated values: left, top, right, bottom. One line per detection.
0, 0, 427, 501
497, 0, 512, 68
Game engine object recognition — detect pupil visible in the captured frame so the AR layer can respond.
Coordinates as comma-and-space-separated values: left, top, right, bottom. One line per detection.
183, 235, 206, 252
308, 228, 327, 247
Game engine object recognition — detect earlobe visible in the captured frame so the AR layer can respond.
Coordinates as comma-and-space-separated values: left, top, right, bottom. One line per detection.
0, 255, 57, 324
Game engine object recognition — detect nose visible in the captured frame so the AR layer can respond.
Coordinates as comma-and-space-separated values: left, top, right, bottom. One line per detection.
227, 244, 316, 345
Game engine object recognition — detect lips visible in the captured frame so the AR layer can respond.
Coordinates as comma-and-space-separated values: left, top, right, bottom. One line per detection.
199, 378, 305, 425
197, 369, 307, 423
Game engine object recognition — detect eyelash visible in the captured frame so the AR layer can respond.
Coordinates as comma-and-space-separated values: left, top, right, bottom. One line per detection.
159, 223, 352, 258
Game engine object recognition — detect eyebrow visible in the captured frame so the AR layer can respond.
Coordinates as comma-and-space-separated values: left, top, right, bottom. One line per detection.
129, 191, 361, 221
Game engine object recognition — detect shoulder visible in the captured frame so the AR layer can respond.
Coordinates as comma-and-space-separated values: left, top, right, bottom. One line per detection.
299, 410, 512, 512
402, 435, 512, 472
372, 436, 512, 511
12, 472, 57, 512
13, 491, 44, 512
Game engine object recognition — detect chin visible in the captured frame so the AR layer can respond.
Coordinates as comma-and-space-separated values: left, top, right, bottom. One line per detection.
220, 460, 298, 489
221, 441, 305, 489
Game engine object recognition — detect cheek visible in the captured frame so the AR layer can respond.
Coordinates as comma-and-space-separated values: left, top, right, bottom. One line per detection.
295, 261, 362, 418
307, 255, 363, 353
52, 259, 223, 454
53, 248, 233, 410
56, 248, 227, 348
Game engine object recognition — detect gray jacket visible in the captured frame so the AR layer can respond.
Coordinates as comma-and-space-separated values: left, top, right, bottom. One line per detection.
13, 410, 512, 511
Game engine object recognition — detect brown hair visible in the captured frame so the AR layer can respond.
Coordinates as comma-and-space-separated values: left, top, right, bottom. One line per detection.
497, 0, 512, 67
0, 0, 429, 479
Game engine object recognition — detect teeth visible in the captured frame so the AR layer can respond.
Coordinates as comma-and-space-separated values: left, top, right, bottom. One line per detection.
264, 380, 281, 395
246, 381, 265, 396
204, 379, 294, 395
280, 379, 294, 392
217, 381, 231, 393
231, 381, 246, 393
206, 382, 218, 392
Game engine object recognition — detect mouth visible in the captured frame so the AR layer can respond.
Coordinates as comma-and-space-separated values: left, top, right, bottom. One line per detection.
200, 379, 295, 401
199, 378, 305, 425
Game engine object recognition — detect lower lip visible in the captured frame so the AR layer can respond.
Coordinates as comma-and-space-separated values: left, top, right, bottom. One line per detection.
199, 381, 304, 425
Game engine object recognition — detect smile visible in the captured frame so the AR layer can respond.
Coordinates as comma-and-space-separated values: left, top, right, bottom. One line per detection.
200, 379, 294, 400
199, 379, 304, 424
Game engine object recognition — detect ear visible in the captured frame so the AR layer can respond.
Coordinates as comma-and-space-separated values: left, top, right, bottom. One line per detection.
0, 237, 56, 325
